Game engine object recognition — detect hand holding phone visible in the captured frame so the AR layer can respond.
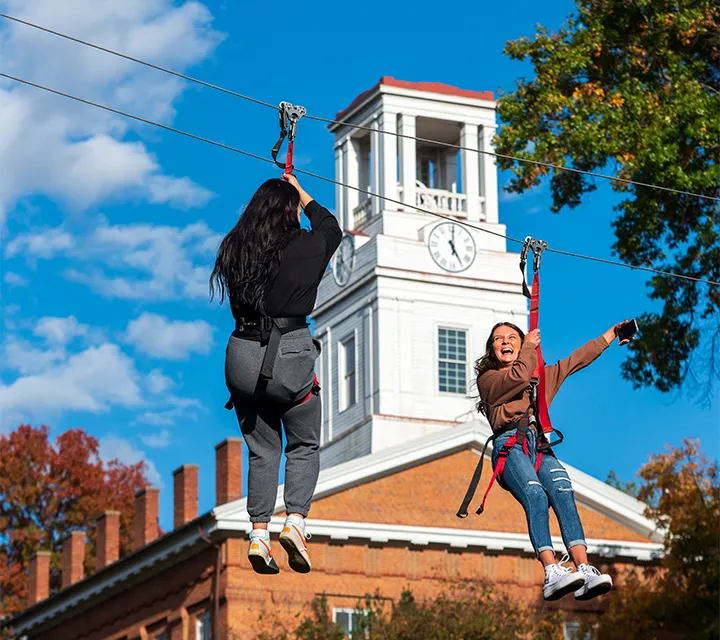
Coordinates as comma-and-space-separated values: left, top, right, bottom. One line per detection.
616, 319, 639, 345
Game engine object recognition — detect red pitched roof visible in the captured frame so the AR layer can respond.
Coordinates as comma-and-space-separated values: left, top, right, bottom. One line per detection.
335, 76, 494, 120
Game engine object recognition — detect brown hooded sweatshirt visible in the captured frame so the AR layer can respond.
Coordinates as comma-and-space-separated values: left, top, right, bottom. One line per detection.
477, 336, 610, 432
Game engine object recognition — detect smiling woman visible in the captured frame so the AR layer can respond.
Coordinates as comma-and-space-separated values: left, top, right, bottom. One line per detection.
473, 318, 636, 603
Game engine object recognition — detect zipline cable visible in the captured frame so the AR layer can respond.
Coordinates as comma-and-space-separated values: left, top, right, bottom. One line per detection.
1, 71, 718, 288
2, 12, 719, 204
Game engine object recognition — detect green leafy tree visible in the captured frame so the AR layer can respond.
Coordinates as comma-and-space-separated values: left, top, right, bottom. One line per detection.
495, 0, 720, 397
260, 585, 564, 640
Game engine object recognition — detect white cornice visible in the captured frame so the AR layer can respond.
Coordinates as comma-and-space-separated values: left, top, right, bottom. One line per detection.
209, 517, 663, 563
214, 421, 663, 542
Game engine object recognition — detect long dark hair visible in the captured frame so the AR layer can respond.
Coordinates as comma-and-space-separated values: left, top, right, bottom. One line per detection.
209, 179, 300, 313
474, 321, 525, 416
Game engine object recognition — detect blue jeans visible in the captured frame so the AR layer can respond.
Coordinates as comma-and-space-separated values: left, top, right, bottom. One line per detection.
492, 427, 586, 556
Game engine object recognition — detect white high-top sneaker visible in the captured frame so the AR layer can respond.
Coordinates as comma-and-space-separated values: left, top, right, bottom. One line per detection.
543, 555, 586, 601
279, 515, 312, 573
574, 564, 613, 600
247, 529, 279, 575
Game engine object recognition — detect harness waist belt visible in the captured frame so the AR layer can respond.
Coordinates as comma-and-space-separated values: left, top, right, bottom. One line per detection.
235, 316, 308, 381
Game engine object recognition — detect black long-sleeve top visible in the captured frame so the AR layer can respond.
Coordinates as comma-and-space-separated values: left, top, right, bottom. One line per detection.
231, 200, 342, 322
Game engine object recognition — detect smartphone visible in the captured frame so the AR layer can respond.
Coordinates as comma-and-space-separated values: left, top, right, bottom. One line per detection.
617, 319, 639, 341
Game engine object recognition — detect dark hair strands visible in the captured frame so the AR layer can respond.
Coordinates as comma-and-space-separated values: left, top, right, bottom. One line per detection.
210, 178, 300, 314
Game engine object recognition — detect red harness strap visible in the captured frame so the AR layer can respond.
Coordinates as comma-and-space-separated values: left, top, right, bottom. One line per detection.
529, 271, 552, 472
284, 140, 294, 175
294, 374, 320, 406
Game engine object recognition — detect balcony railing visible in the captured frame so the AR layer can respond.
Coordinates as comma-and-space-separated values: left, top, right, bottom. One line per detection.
353, 198, 372, 227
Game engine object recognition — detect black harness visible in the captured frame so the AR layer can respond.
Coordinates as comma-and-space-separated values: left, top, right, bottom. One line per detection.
224, 315, 310, 410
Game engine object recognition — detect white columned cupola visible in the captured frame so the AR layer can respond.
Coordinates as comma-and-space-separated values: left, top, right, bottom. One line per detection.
313, 77, 523, 470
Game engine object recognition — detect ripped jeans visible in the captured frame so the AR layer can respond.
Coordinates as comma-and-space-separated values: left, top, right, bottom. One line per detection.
492, 427, 586, 557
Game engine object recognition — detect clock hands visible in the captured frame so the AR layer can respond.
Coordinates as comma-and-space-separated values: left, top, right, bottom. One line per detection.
448, 227, 461, 262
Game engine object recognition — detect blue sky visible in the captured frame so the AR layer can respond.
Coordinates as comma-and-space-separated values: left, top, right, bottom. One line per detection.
1, 0, 717, 531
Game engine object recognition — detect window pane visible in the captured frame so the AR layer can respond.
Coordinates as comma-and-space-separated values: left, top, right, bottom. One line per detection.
335, 611, 351, 633
438, 328, 468, 394
348, 372, 356, 406
345, 338, 355, 374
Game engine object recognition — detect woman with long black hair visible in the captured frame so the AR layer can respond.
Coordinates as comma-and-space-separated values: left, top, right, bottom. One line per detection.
210, 174, 341, 575
475, 320, 633, 601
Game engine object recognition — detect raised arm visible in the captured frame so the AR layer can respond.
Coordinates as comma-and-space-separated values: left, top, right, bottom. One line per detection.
544, 321, 632, 403
283, 173, 341, 260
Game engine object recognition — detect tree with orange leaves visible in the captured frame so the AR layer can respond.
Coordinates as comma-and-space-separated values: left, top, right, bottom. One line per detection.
0, 425, 149, 615
594, 439, 719, 639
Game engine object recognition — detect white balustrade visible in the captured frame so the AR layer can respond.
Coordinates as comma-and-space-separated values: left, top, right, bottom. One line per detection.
353, 198, 372, 227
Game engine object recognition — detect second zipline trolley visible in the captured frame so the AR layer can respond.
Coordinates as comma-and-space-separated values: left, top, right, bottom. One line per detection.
456, 236, 564, 518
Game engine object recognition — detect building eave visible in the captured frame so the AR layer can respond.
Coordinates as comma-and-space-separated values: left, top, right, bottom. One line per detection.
214, 421, 665, 543
4, 513, 220, 635
208, 516, 663, 563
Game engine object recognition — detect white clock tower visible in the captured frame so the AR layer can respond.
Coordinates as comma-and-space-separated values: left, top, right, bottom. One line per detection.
312, 77, 528, 469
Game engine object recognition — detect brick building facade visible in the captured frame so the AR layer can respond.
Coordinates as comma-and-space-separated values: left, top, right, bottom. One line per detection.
5, 422, 662, 639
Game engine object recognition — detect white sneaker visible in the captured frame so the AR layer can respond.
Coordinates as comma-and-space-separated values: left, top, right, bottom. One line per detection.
248, 530, 279, 575
279, 516, 312, 573
574, 563, 613, 600
543, 555, 586, 601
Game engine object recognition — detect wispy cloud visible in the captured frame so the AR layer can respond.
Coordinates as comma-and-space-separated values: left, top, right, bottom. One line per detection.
146, 369, 175, 395
125, 313, 214, 359
0, 343, 143, 417
3, 272, 28, 287
5, 220, 222, 301
99, 433, 162, 487
140, 429, 172, 449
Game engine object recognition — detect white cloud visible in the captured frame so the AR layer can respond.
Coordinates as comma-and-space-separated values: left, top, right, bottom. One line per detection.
0, 0, 222, 223
4, 227, 74, 259
99, 433, 162, 486
3, 272, 28, 287
0, 343, 143, 415
34, 315, 88, 344
125, 313, 213, 359
5, 220, 221, 300
133, 395, 201, 427
140, 428, 172, 448
146, 368, 174, 394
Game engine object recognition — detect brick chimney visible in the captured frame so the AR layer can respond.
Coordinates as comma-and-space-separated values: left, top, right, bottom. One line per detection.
215, 438, 243, 505
62, 531, 85, 588
173, 464, 199, 528
96, 510, 120, 570
134, 487, 160, 551
28, 550, 51, 605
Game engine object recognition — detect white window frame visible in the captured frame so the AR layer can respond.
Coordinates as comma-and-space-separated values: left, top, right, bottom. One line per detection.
436, 326, 469, 396
196, 610, 211, 640
338, 332, 358, 413
332, 607, 365, 636
563, 621, 592, 640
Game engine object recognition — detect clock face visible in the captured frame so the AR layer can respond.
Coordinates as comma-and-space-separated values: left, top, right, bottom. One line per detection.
428, 222, 476, 273
332, 233, 355, 286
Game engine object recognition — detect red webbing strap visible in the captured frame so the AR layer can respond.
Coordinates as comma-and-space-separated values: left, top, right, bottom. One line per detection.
294, 374, 319, 407
477, 435, 517, 514
284, 140, 294, 175
529, 272, 553, 434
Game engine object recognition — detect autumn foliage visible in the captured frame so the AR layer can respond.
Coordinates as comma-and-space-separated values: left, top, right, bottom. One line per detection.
594, 439, 719, 639
0, 425, 149, 615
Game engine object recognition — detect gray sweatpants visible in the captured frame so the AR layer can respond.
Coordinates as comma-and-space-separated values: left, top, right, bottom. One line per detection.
225, 328, 322, 523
